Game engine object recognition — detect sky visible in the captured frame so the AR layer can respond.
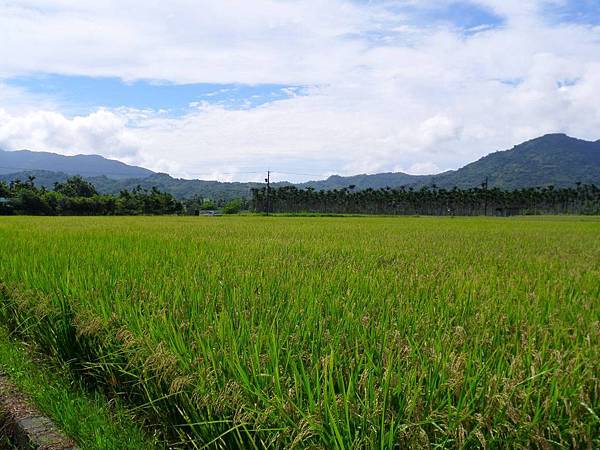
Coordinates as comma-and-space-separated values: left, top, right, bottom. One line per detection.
0, 0, 600, 182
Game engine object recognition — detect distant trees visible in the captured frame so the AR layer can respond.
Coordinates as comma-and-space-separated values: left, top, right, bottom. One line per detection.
0, 181, 9, 198
9, 175, 597, 217
117, 186, 183, 215
199, 199, 216, 211
54, 176, 98, 198
0, 176, 183, 216
251, 184, 600, 216
222, 198, 245, 214
183, 196, 217, 214
182, 196, 248, 215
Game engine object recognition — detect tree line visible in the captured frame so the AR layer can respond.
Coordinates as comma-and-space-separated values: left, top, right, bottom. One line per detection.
251, 183, 600, 216
0, 175, 183, 215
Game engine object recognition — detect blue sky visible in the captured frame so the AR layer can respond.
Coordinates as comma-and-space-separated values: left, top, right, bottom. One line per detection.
388, 1, 505, 31
0, 0, 599, 181
7, 75, 302, 115
543, 0, 600, 25
4, 0, 510, 116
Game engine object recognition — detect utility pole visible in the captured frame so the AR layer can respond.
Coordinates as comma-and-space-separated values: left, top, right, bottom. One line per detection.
265, 170, 271, 215
483, 176, 489, 216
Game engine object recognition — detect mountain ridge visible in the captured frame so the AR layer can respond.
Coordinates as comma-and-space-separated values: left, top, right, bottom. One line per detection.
1, 133, 599, 199
0, 148, 154, 179
298, 133, 600, 191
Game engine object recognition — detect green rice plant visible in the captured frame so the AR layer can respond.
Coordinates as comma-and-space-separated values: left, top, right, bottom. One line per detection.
0, 216, 598, 448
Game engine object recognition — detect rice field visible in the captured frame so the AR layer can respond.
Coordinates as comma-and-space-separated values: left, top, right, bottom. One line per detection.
0, 215, 598, 449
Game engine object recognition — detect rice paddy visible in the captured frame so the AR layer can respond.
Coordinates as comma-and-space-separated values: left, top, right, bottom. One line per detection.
0, 215, 598, 448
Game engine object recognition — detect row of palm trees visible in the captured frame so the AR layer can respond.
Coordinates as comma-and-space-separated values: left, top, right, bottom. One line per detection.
251, 183, 600, 216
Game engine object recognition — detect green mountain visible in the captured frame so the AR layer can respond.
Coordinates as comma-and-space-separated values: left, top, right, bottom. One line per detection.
88, 173, 272, 201
1, 134, 598, 199
297, 172, 428, 191
0, 171, 277, 202
430, 133, 600, 189
300, 134, 600, 190
0, 149, 153, 179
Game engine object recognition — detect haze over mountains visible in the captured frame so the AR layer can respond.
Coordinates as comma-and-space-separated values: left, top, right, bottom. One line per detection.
1, 134, 599, 200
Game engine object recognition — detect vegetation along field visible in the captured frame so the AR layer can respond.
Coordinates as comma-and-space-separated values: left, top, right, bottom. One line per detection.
0, 216, 598, 449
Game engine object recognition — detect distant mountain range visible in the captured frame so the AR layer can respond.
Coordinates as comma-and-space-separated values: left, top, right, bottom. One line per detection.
1, 133, 599, 199
0, 149, 153, 179
298, 134, 600, 190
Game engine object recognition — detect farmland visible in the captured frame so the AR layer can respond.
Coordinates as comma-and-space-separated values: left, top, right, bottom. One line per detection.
0, 216, 598, 448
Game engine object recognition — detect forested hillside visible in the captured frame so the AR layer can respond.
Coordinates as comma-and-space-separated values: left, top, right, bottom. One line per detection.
2, 134, 599, 199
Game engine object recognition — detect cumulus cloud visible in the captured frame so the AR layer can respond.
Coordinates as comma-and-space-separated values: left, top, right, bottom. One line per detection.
0, 108, 141, 159
0, 0, 599, 181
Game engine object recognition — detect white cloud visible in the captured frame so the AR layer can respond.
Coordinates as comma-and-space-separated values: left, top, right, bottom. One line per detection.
0, 0, 371, 84
0, 108, 141, 159
405, 162, 442, 176
0, 0, 599, 181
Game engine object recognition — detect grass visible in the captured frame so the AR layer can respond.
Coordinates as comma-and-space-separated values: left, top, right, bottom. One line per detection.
0, 327, 157, 449
0, 215, 598, 448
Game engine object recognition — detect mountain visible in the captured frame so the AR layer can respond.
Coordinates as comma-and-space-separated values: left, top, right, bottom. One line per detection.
0, 149, 154, 179
0, 170, 72, 188
297, 172, 428, 191
88, 173, 275, 200
1, 134, 598, 199
0, 170, 278, 201
431, 133, 600, 189
300, 134, 600, 191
